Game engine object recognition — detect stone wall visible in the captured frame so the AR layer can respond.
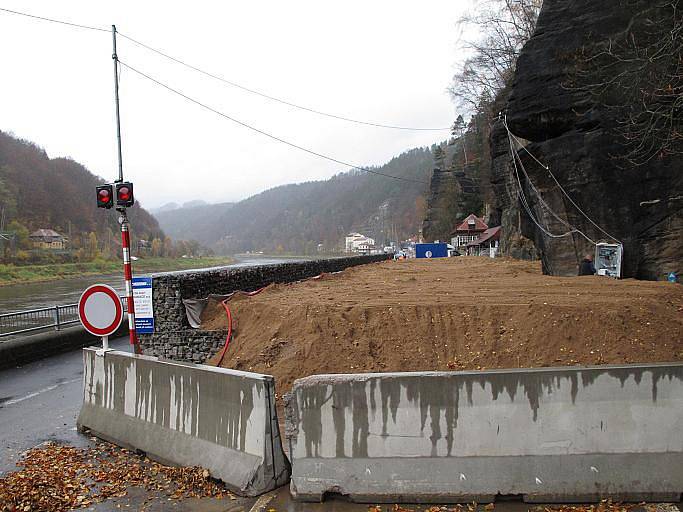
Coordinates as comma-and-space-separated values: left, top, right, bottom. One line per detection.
139, 255, 390, 362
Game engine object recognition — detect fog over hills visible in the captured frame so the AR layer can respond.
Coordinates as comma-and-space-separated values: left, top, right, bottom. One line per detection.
153, 147, 434, 254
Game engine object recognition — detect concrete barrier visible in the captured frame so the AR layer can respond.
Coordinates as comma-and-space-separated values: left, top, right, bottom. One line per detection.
77, 348, 290, 496
285, 364, 683, 503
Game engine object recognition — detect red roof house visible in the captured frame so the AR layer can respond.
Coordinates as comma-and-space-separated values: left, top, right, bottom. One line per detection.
466, 226, 502, 256
450, 214, 488, 248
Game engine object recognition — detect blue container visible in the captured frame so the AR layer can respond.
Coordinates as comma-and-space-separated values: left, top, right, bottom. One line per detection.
416, 243, 448, 258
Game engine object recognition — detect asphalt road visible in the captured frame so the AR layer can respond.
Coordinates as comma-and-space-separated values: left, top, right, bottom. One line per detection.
0, 336, 131, 474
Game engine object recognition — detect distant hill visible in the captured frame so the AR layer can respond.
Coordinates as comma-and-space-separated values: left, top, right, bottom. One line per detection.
0, 130, 163, 244
153, 201, 234, 243
150, 202, 180, 214
150, 199, 209, 215
154, 147, 434, 254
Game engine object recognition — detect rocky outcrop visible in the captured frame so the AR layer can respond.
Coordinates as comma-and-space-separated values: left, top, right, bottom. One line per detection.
492, 0, 682, 278
422, 163, 481, 242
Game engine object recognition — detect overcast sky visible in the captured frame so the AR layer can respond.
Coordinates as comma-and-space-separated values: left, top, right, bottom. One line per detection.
0, 1, 474, 208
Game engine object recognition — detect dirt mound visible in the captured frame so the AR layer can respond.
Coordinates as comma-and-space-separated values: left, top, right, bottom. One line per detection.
203, 257, 683, 396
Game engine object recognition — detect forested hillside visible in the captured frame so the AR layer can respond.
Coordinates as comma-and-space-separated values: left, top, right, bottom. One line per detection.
155, 147, 433, 254
0, 130, 163, 254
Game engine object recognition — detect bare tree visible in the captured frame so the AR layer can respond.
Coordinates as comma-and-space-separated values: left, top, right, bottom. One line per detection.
567, 0, 682, 166
449, 0, 543, 109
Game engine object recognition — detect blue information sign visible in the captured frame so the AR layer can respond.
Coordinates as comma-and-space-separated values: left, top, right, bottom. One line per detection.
132, 276, 154, 334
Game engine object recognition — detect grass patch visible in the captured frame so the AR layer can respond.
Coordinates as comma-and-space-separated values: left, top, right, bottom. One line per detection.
0, 257, 235, 286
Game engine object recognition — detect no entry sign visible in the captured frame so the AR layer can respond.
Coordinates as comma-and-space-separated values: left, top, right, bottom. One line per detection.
78, 284, 123, 337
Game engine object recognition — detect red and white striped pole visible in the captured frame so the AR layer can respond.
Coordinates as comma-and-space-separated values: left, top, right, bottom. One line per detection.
111, 26, 141, 355
120, 211, 142, 354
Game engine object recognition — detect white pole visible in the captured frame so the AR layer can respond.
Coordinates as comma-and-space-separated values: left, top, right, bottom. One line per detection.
102, 335, 109, 351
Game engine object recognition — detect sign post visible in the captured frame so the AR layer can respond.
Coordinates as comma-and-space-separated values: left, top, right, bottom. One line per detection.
78, 284, 124, 354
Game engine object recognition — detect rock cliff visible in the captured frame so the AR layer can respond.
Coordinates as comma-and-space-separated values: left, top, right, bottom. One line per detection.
422, 165, 480, 242
491, 0, 682, 279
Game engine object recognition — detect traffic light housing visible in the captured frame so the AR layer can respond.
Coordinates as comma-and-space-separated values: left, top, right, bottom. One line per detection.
96, 184, 114, 209
116, 182, 135, 207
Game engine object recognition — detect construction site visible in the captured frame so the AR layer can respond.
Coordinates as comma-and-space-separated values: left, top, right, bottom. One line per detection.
200, 257, 683, 396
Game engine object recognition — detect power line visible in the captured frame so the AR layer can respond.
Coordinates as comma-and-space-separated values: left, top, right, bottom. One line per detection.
118, 60, 430, 185
0, 6, 108, 32
0, 6, 451, 131
504, 119, 621, 244
507, 132, 587, 242
117, 31, 452, 132
507, 132, 596, 244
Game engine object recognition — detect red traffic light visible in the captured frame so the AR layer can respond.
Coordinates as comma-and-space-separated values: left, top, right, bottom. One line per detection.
96, 184, 114, 209
118, 186, 131, 201
116, 182, 135, 207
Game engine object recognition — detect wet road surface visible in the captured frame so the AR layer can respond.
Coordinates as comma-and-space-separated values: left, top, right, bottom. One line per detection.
0, 336, 131, 473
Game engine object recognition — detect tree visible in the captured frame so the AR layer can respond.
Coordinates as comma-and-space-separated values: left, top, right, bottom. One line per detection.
151, 238, 162, 257
451, 115, 469, 166
449, 0, 542, 109
163, 236, 174, 258
6, 220, 30, 250
184, 240, 200, 257
566, 0, 682, 166
433, 145, 446, 169
87, 232, 98, 260
0, 166, 18, 227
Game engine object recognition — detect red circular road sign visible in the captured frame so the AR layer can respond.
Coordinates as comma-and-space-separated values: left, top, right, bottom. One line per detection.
78, 284, 123, 337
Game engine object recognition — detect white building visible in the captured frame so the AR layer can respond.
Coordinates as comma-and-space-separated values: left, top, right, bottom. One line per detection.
344, 233, 375, 253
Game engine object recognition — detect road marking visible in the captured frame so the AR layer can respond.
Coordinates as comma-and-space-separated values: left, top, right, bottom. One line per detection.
1, 378, 81, 407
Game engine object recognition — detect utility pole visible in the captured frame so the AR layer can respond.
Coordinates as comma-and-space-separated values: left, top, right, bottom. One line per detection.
111, 24, 141, 355
112, 25, 123, 183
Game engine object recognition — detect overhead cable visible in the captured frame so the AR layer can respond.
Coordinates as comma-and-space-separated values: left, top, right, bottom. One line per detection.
504, 119, 621, 244
507, 132, 597, 244
507, 132, 587, 241
0, 6, 451, 131
0, 6, 108, 32
117, 32, 452, 132
118, 60, 430, 185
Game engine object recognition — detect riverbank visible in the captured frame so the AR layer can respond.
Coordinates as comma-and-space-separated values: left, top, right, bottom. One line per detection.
0, 256, 235, 286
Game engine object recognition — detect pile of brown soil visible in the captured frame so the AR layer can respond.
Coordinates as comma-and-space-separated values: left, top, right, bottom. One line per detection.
203, 257, 683, 396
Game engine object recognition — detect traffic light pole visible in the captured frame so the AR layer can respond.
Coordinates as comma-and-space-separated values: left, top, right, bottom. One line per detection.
119, 210, 141, 354
112, 24, 141, 355
112, 24, 124, 183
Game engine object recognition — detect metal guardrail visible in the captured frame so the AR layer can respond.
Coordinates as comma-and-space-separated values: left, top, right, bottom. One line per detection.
0, 297, 127, 339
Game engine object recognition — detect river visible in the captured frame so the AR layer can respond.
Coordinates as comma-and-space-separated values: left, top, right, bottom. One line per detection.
0, 257, 299, 314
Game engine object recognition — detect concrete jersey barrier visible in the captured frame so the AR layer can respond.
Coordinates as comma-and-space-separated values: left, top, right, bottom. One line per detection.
285, 364, 683, 503
77, 348, 290, 496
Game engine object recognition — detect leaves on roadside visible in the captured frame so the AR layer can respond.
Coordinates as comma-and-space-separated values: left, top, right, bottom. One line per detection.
0, 441, 234, 512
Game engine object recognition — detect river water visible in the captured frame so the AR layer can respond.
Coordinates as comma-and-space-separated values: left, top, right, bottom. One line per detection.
0, 257, 297, 314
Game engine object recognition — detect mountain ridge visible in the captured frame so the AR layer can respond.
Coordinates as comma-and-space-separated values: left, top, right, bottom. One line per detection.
0, 130, 163, 248
154, 146, 434, 254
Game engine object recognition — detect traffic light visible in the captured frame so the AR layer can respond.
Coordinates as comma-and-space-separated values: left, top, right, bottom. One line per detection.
96, 184, 114, 209
116, 182, 135, 207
